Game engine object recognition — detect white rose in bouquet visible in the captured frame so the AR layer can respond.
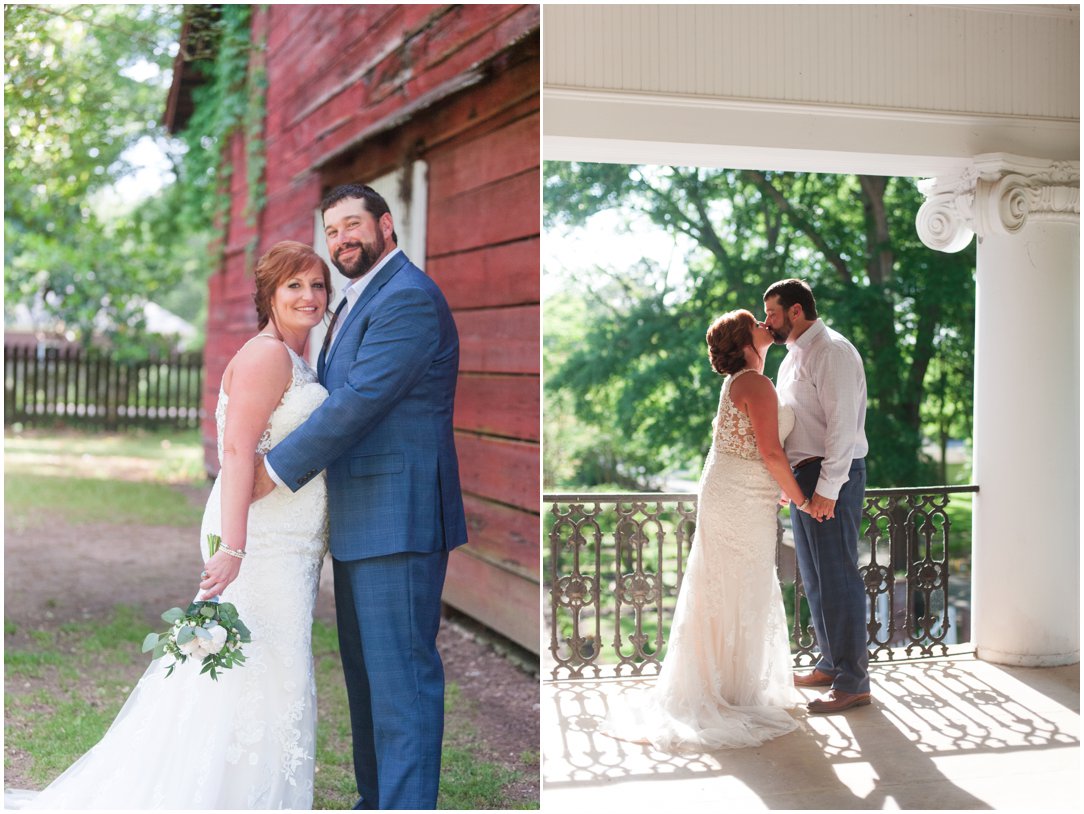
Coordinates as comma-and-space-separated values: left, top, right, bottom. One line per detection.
177, 626, 203, 657
206, 624, 229, 655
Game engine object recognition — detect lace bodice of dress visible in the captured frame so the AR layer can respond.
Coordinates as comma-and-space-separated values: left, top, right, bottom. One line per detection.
214, 335, 322, 465
713, 368, 795, 460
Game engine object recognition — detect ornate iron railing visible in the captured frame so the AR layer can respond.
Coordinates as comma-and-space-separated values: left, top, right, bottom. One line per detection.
545, 485, 978, 680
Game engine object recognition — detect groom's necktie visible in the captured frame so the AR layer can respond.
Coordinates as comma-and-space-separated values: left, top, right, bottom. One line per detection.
321, 297, 348, 357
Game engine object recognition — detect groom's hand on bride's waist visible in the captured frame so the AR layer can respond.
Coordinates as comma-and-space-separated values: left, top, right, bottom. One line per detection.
251, 454, 276, 502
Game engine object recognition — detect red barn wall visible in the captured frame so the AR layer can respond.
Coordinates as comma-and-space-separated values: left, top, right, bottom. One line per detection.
201, 5, 540, 653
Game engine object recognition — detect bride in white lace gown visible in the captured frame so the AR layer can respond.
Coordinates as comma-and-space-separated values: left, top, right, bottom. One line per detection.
605, 309, 812, 753
19, 242, 331, 809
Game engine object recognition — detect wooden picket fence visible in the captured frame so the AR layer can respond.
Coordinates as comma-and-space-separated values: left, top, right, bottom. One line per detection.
4, 344, 204, 430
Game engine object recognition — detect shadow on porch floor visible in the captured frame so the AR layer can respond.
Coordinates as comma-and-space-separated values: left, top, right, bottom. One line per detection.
542, 652, 1079, 810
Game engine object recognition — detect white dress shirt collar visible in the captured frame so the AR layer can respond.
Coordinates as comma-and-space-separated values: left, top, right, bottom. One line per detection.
328, 247, 402, 350
339, 246, 402, 306
790, 319, 825, 351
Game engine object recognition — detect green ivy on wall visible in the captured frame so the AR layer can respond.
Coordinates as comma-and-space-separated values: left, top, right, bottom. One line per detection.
175, 4, 267, 271
241, 6, 268, 271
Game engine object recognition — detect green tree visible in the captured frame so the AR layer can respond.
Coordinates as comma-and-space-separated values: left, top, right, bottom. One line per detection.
543, 162, 976, 489
3, 4, 231, 354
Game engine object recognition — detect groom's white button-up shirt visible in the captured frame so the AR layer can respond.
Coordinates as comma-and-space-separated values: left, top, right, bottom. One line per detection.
776, 319, 868, 500
263, 247, 402, 489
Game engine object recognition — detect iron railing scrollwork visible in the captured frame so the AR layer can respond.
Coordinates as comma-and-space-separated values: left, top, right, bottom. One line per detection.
545, 485, 977, 680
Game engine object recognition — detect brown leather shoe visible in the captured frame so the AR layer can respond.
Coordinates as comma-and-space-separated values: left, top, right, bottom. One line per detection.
807, 690, 872, 714
793, 668, 836, 688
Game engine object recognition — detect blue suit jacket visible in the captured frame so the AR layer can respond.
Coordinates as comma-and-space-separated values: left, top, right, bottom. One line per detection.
267, 251, 468, 561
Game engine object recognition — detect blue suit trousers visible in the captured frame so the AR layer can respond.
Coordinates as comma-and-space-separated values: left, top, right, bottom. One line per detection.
791, 459, 870, 694
332, 550, 449, 810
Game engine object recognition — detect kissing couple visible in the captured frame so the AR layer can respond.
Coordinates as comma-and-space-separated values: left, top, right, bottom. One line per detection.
605, 279, 871, 752
19, 184, 468, 810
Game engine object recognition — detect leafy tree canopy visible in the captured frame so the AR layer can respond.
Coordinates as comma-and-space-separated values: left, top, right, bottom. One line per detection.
544, 162, 976, 490
4, 4, 234, 355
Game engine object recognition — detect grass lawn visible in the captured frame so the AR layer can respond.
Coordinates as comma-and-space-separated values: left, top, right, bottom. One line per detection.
5, 427, 207, 529
6, 472, 205, 528
4, 606, 151, 786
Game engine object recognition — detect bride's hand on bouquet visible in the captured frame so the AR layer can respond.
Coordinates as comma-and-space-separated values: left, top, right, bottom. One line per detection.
199, 550, 242, 600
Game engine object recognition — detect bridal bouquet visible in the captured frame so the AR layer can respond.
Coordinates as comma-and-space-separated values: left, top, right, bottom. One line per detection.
141, 534, 252, 680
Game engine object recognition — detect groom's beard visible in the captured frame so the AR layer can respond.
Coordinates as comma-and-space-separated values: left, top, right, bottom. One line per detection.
333, 231, 386, 279
770, 316, 792, 345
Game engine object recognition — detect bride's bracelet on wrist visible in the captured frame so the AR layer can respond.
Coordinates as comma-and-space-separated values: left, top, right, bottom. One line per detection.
797, 497, 811, 511
219, 541, 246, 559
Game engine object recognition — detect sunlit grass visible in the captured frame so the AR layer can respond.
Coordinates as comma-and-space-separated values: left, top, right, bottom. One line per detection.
4, 428, 203, 461
5, 428, 207, 529
4, 428, 206, 484
5, 473, 204, 529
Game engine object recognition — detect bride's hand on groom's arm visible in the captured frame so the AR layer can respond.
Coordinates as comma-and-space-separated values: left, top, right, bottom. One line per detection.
251, 454, 276, 502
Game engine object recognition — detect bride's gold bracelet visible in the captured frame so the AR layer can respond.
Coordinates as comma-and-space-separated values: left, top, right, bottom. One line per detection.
798, 497, 811, 511
219, 541, 247, 559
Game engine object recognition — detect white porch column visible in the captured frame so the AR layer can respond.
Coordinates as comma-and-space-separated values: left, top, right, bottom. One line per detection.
918, 155, 1080, 666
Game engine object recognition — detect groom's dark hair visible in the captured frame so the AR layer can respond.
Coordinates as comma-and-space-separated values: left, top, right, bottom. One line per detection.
321, 183, 398, 244
764, 278, 818, 320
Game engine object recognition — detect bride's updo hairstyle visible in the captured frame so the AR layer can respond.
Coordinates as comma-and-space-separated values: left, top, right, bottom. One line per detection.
253, 241, 332, 331
706, 309, 757, 376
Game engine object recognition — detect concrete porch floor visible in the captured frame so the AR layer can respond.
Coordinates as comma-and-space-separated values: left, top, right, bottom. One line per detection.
541, 653, 1079, 810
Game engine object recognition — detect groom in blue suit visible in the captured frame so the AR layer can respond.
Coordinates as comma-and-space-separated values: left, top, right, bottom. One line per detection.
255, 184, 468, 809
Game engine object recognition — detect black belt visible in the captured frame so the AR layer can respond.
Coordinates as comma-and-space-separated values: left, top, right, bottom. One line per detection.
794, 456, 824, 469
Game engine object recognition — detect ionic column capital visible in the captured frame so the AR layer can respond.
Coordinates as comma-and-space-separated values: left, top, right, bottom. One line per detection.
917, 154, 1079, 253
